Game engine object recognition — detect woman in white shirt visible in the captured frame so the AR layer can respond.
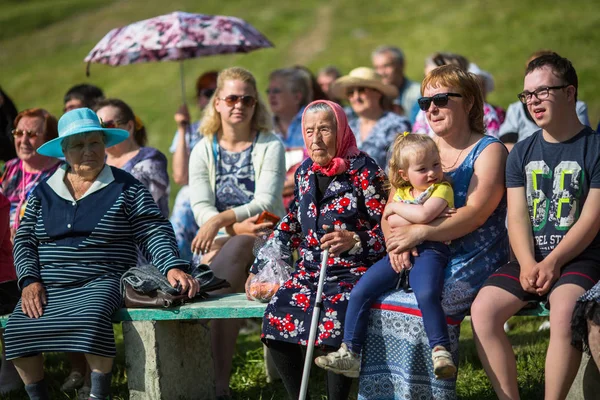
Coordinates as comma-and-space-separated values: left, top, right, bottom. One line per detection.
188, 66, 286, 399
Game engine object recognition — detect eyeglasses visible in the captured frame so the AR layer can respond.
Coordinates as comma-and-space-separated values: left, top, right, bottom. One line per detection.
346, 87, 368, 98
12, 129, 40, 138
517, 85, 568, 104
417, 93, 463, 111
198, 88, 216, 98
219, 95, 257, 107
100, 119, 121, 129
265, 88, 282, 95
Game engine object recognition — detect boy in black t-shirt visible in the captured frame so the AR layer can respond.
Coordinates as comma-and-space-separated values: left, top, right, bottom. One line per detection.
471, 53, 600, 399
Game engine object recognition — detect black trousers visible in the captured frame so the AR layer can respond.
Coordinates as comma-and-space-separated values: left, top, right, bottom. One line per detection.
267, 339, 353, 400
0, 280, 19, 315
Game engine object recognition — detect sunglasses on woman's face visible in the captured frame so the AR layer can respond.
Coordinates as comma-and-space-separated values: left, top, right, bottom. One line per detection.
417, 93, 463, 111
346, 87, 367, 98
12, 129, 40, 138
100, 120, 120, 129
219, 95, 257, 107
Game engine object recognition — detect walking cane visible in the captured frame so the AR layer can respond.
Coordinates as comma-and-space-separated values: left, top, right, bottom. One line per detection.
299, 225, 335, 400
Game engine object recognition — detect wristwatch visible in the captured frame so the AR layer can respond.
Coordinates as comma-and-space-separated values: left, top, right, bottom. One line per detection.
348, 232, 361, 255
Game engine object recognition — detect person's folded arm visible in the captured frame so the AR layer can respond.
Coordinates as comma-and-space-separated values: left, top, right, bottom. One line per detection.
387, 198, 448, 225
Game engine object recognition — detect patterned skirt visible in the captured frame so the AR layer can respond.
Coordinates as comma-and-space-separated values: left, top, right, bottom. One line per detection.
4, 275, 122, 359
358, 290, 461, 400
571, 281, 600, 354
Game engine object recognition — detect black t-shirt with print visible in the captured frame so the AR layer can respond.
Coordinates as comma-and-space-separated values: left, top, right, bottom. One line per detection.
506, 127, 600, 258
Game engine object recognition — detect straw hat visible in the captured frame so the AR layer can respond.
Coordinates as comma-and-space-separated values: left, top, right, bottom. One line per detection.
331, 67, 399, 100
37, 108, 129, 158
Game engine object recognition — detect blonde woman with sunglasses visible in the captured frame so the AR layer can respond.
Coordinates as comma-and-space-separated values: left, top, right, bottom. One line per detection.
188, 66, 286, 399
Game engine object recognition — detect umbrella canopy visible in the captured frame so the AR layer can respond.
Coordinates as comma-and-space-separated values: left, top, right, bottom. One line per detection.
84, 11, 273, 67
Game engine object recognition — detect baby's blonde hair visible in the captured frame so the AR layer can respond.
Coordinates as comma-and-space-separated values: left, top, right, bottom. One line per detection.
388, 132, 441, 190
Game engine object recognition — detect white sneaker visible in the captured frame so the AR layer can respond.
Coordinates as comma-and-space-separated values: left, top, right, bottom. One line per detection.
77, 385, 91, 400
314, 343, 360, 378
432, 345, 457, 379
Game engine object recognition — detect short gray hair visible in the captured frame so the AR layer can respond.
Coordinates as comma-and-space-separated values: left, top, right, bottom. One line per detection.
61, 131, 107, 153
317, 65, 341, 79
372, 45, 405, 65
269, 68, 313, 107
304, 102, 337, 132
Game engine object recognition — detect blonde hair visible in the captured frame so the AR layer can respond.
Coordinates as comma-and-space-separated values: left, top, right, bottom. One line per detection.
421, 64, 485, 135
200, 67, 272, 137
388, 133, 441, 190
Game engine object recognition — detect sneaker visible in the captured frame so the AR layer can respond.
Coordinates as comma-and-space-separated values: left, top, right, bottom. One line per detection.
61, 371, 84, 391
314, 343, 360, 378
432, 346, 457, 379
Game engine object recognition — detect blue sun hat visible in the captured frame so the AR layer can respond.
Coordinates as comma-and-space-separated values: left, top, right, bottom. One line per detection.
36, 107, 130, 158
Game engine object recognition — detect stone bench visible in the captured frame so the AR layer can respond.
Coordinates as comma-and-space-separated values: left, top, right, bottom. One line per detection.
1, 293, 267, 400
2, 297, 598, 399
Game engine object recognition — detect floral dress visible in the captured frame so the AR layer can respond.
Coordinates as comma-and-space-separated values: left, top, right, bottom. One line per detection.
251, 153, 388, 348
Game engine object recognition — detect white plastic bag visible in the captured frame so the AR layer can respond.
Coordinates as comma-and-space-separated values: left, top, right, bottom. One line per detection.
249, 241, 292, 302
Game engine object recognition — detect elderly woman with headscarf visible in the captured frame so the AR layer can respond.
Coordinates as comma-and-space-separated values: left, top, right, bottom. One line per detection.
246, 100, 388, 400
330, 67, 411, 170
3, 108, 198, 400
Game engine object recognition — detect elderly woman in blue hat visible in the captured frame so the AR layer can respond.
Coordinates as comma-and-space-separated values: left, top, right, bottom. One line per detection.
3, 108, 198, 400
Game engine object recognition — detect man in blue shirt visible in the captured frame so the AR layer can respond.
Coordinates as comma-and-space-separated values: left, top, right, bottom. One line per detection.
371, 45, 421, 123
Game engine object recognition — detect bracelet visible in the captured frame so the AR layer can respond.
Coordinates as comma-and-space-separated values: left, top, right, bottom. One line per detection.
348, 232, 361, 255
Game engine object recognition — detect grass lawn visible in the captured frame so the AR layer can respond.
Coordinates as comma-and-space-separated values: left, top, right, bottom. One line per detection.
2, 316, 549, 399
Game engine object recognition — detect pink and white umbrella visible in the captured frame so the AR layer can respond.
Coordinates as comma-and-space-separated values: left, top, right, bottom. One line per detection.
84, 11, 273, 102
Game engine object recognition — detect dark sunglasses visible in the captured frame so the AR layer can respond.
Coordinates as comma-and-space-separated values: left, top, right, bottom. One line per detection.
346, 87, 368, 97
417, 93, 463, 111
220, 95, 257, 107
198, 88, 216, 98
11, 129, 40, 138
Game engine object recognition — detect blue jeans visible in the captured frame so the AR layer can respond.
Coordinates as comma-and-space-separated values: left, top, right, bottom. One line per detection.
343, 242, 450, 353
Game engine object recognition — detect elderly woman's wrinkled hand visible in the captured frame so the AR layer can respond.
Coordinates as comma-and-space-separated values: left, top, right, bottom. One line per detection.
320, 227, 357, 257
21, 282, 47, 318
191, 218, 221, 255
167, 268, 200, 299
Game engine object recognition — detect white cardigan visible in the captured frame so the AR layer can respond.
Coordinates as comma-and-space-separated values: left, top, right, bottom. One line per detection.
189, 131, 286, 227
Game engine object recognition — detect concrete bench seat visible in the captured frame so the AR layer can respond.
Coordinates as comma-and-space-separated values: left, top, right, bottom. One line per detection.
1, 293, 266, 400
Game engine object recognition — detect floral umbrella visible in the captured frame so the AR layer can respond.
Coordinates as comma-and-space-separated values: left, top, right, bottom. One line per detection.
84, 11, 273, 103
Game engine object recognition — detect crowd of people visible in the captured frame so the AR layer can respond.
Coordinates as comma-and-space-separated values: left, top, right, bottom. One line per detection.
0, 45, 599, 400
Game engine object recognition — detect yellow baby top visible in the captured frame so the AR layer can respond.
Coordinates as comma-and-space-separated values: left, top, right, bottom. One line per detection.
393, 182, 454, 208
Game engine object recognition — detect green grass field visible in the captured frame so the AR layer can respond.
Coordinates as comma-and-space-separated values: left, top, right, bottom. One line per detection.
2, 0, 599, 398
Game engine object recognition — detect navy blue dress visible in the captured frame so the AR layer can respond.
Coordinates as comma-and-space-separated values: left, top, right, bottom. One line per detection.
4, 165, 188, 359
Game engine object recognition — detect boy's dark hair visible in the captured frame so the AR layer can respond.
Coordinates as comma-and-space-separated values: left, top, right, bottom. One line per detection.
63, 84, 104, 107
526, 53, 578, 102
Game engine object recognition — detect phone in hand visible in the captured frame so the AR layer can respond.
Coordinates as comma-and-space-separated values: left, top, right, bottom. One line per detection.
256, 210, 280, 225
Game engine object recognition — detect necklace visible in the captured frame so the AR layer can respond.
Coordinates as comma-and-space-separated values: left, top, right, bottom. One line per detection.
437, 132, 472, 171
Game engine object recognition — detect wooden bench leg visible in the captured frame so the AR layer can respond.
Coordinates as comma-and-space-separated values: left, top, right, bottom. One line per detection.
566, 353, 600, 400
123, 320, 215, 400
